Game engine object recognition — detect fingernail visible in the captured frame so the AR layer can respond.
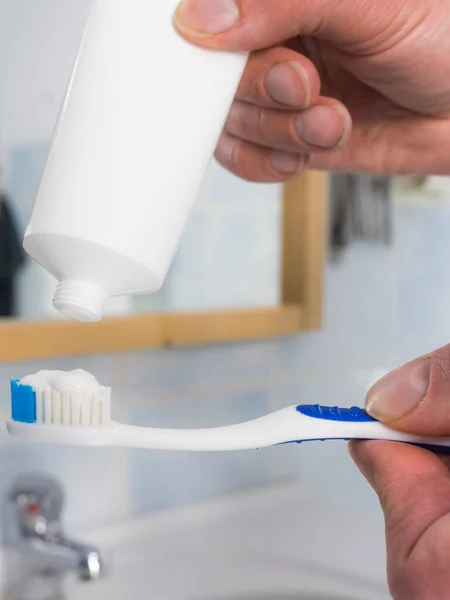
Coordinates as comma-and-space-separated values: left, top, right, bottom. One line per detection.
366, 360, 431, 421
294, 104, 349, 149
265, 62, 310, 108
175, 0, 239, 36
270, 151, 304, 175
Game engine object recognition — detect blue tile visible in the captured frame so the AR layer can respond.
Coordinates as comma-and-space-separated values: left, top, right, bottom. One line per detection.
129, 387, 269, 429
278, 242, 397, 377
132, 171, 281, 312
201, 280, 280, 310
132, 285, 172, 313
274, 369, 383, 412
207, 161, 283, 211
270, 373, 387, 518
126, 388, 271, 514
395, 203, 450, 359
172, 212, 215, 278
275, 440, 381, 518
209, 210, 281, 298
167, 172, 282, 311
161, 279, 215, 312
124, 342, 278, 405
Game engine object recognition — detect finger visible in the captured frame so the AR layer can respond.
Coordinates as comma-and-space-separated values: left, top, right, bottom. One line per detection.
174, 0, 420, 52
215, 131, 307, 182
308, 111, 450, 175
350, 440, 450, 598
365, 344, 450, 436
236, 46, 321, 109
225, 98, 351, 153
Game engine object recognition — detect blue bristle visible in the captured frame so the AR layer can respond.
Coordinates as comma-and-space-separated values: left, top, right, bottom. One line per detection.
10, 379, 37, 423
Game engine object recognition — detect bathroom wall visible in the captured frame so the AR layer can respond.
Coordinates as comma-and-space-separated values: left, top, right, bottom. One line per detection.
1, 0, 450, 536
0, 177, 449, 532
0, 0, 92, 150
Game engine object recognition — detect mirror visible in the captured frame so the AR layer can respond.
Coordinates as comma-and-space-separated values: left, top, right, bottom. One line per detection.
5, 144, 283, 320
0, 0, 327, 361
0, 0, 282, 321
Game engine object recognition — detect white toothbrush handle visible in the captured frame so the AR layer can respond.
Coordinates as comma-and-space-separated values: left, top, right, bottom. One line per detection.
109, 405, 450, 451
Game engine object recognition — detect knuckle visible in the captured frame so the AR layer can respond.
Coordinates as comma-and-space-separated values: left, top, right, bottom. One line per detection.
423, 344, 450, 407
431, 344, 450, 376
255, 105, 267, 137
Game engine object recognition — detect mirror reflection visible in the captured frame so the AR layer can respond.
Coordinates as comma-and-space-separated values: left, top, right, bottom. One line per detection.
0, 1, 282, 321
3, 145, 283, 320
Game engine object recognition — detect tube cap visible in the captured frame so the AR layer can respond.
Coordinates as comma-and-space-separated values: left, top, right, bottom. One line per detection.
53, 279, 108, 322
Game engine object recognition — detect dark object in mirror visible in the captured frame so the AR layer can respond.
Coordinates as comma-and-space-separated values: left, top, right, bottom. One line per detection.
0, 195, 25, 317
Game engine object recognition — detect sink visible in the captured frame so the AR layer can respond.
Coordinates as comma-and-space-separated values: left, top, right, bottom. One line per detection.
46, 483, 391, 600
67, 556, 388, 600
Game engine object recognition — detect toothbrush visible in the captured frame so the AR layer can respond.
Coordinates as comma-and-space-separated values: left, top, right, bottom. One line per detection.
7, 379, 450, 452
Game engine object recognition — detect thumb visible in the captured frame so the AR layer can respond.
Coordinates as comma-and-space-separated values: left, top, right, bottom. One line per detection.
366, 345, 450, 436
173, 0, 418, 52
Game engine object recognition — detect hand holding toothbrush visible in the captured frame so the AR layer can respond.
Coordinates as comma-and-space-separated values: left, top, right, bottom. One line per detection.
351, 345, 450, 600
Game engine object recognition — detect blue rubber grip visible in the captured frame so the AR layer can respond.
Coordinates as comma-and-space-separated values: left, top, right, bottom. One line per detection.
296, 404, 376, 422
291, 404, 450, 452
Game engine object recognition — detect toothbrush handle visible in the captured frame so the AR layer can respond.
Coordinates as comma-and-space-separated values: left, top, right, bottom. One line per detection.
295, 404, 450, 452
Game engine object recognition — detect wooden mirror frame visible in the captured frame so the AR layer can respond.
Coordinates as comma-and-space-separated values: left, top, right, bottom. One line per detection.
0, 171, 328, 362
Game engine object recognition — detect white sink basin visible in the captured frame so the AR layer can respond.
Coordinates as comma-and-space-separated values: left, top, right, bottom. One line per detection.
65, 483, 389, 600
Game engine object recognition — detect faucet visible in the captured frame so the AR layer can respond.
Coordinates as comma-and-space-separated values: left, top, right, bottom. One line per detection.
3, 474, 106, 600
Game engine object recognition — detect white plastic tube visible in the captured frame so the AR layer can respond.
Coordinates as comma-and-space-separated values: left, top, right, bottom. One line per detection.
24, 0, 247, 322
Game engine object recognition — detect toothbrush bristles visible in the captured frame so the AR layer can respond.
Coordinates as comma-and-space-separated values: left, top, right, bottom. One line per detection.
24, 385, 111, 427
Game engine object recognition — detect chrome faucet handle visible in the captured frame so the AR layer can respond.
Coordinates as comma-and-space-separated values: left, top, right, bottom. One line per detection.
8, 474, 65, 537
4, 474, 106, 594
